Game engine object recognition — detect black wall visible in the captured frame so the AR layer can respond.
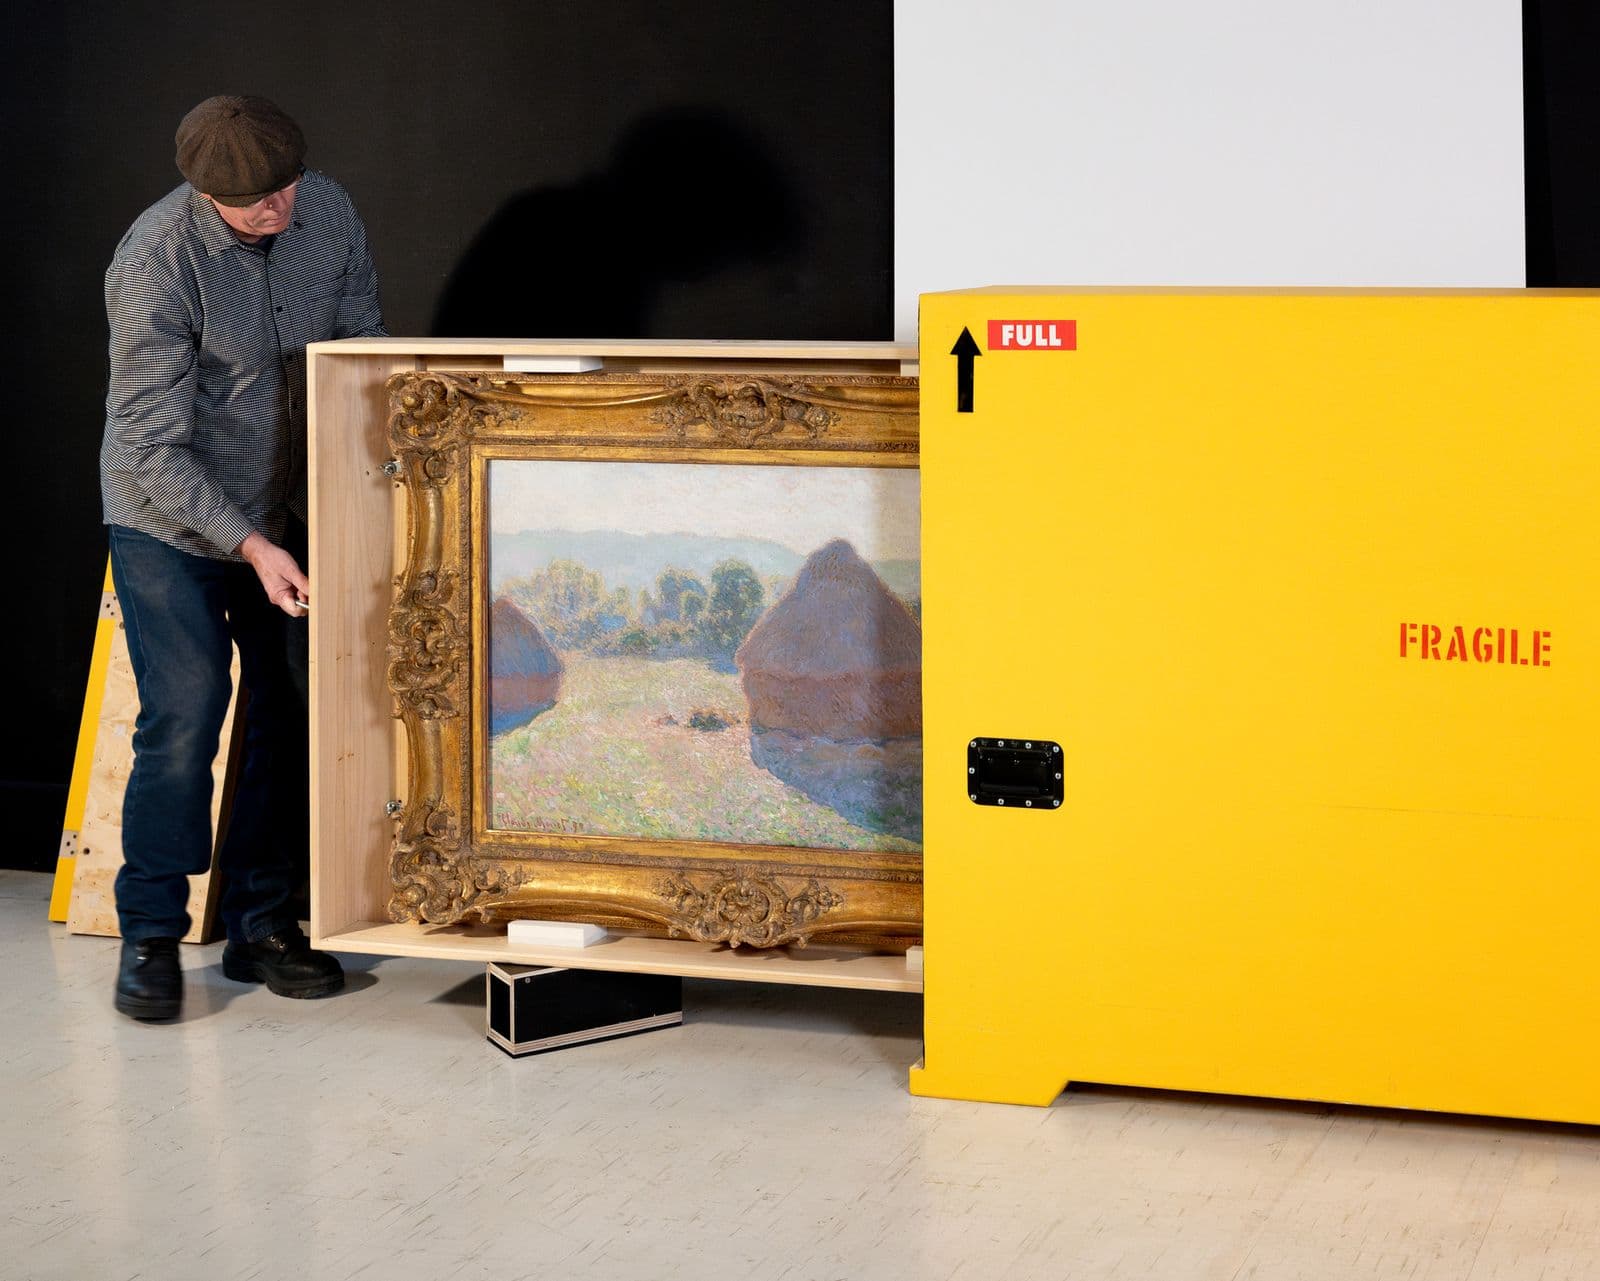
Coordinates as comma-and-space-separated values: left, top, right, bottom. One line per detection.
4, 3, 1596, 873
1524, 1, 1600, 286
2, 0, 893, 871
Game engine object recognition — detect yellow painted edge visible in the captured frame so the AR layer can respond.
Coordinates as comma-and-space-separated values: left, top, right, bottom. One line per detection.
49, 559, 117, 922
46, 855, 78, 922
908, 1061, 1066, 1108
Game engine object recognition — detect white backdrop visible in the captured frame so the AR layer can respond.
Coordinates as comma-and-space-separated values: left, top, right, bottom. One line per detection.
894, 1, 1525, 339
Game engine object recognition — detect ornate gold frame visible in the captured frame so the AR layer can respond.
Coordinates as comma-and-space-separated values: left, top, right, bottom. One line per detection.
384, 368, 922, 948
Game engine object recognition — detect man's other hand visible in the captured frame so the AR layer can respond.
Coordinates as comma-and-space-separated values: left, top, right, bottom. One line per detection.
238, 532, 311, 617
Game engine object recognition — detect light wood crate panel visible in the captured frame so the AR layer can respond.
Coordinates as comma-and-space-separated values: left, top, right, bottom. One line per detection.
68, 604, 240, 943
307, 340, 924, 991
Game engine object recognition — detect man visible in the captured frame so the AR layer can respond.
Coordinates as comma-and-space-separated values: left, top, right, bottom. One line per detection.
101, 95, 385, 1019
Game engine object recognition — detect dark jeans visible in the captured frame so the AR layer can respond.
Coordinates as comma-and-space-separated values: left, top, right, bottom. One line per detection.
108, 522, 309, 944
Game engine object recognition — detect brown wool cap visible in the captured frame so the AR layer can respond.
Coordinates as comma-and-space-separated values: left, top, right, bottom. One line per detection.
175, 95, 305, 206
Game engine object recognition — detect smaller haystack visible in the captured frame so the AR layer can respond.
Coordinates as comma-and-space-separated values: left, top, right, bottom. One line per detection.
490, 597, 563, 735
736, 539, 921, 739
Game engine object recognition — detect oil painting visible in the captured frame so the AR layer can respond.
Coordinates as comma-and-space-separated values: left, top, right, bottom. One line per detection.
488, 461, 923, 852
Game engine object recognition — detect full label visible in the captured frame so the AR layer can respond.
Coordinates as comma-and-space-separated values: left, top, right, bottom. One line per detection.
987, 320, 1077, 351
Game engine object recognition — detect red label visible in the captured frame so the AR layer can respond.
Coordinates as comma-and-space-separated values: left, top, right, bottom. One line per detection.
1399, 624, 1552, 667
987, 319, 1077, 351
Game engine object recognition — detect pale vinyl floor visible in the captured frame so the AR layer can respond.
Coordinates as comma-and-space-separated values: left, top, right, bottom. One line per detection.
2, 868, 1598, 1281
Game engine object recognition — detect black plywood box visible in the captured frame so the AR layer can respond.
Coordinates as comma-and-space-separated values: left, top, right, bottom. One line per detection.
485, 964, 683, 1057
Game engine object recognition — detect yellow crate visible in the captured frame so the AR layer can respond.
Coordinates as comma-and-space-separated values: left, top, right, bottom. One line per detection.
912, 287, 1600, 1122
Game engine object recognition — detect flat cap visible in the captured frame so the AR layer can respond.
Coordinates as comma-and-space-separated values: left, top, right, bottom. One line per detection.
176, 95, 305, 206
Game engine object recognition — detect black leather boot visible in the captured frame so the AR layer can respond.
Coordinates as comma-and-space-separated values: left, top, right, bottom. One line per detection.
115, 937, 182, 1020
222, 926, 345, 998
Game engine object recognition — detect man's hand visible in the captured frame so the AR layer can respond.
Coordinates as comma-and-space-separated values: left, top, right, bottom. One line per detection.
238, 531, 310, 617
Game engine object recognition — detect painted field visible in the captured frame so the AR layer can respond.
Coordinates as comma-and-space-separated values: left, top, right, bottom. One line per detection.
489, 654, 921, 853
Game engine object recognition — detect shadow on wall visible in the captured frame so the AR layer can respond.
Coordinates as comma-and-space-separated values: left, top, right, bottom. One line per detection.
433, 106, 803, 338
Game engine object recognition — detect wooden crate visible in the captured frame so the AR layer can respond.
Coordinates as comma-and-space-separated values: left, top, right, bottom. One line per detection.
306, 339, 922, 994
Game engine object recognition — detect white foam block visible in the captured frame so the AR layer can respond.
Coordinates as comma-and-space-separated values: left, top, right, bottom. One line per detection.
508, 919, 608, 948
502, 355, 604, 373
905, 945, 923, 976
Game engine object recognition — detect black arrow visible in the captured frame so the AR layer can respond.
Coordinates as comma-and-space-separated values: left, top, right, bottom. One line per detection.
951, 327, 981, 413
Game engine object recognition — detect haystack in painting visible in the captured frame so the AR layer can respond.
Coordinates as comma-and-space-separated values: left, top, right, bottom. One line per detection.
736, 539, 922, 842
490, 597, 564, 735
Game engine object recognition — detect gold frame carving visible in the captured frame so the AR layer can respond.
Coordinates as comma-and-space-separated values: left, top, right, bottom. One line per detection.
385, 369, 922, 948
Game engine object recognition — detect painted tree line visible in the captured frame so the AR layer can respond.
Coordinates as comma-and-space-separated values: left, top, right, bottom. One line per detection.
498, 558, 773, 670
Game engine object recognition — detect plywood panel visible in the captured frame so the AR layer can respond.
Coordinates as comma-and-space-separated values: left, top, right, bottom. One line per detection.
67, 599, 239, 943
319, 337, 917, 360
325, 921, 921, 992
49, 565, 118, 921
308, 351, 419, 937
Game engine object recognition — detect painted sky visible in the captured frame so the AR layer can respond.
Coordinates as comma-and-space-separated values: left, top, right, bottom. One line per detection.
490, 460, 921, 561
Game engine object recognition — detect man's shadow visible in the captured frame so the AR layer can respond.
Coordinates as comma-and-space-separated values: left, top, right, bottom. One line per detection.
433, 106, 802, 338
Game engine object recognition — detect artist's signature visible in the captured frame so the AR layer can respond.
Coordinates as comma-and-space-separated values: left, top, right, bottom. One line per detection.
526, 816, 588, 835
